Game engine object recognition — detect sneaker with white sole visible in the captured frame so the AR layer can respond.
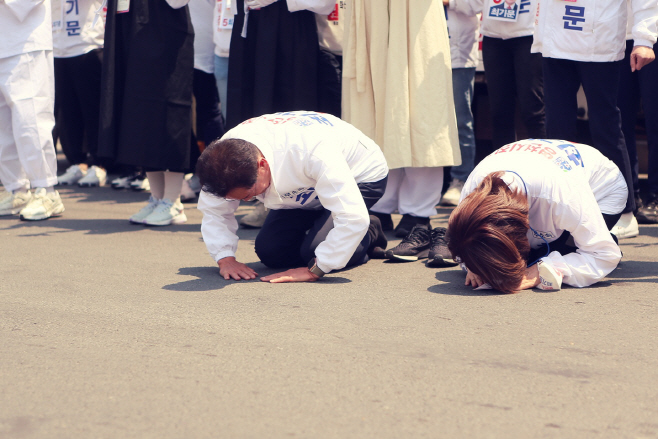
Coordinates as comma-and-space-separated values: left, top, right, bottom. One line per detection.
19, 188, 64, 221
143, 198, 187, 226
239, 200, 268, 228
440, 178, 464, 206
58, 165, 86, 185
427, 227, 459, 267
130, 175, 150, 192
129, 196, 161, 224
385, 224, 432, 261
78, 166, 107, 187
611, 212, 639, 239
180, 176, 197, 202
111, 172, 140, 190
0, 190, 32, 216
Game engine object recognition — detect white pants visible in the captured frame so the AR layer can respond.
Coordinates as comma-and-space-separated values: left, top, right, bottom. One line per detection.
0, 50, 58, 192
370, 167, 444, 218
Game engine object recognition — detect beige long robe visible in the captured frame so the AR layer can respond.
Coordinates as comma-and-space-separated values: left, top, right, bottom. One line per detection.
342, 0, 461, 170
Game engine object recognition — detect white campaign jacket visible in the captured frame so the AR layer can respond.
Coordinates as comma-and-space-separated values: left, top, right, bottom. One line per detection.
460, 139, 627, 288
532, 0, 658, 62
1, 0, 52, 59
447, 9, 480, 68
197, 111, 389, 273
52, 0, 104, 58
316, 0, 344, 56
189, 0, 215, 73
448, 0, 538, 39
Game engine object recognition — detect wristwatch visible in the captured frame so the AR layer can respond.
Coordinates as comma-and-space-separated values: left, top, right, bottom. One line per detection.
307, 258, 325, 278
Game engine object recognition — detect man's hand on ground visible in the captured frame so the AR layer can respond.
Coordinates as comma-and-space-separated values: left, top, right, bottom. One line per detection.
260, 267, 319, 283
631, 46, 655, 72
218, 257, 258, 280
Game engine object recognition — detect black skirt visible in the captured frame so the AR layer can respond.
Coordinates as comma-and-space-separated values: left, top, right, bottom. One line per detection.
226, 0, 321, 130
98, 0, 194, 171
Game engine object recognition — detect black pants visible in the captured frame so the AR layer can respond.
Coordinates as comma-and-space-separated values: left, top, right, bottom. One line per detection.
482, 35, 546, 149
543, 57, 635, 213
527, 212, 622, 264
255, 177, 388, 269
54, 49, 105, 166
618, 40, 658, 196
193, 69, 225, 147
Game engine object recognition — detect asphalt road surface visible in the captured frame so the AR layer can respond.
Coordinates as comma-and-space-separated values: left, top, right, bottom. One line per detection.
1, 179, 657, 439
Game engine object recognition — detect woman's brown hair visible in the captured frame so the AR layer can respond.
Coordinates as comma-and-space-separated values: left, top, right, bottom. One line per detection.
447, 171, 530, 293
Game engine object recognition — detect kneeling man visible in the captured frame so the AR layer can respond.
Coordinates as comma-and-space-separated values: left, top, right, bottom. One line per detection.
196, 111, 389, 283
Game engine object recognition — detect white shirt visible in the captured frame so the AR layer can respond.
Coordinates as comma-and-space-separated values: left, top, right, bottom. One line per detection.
460, 139, 627, 288
447, 9, 480, 69
531, 0, 658, 62
189, 0, 215, 72
448, 0, 538, 40
213, 0, 233, 58
0, 0, 52, 59
316, 0, 344, 56
53, 0, 105, 58
198, 111, 389, 273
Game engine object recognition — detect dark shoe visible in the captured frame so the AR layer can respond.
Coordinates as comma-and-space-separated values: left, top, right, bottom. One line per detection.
394, 214, 430, 238
636, 193, 658, 224
369, 210, 394, 231
367, 215, 388, 259
385, 224, 431, 261
426, 227, 459, 268
634, 193, 643, 214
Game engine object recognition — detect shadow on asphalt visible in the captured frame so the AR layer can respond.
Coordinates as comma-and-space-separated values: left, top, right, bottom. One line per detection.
163, 265, 351, 291
428, 259, 657, 296
604, 260, 658, 282
0, 217, 202, 235
428, 269, 507, 296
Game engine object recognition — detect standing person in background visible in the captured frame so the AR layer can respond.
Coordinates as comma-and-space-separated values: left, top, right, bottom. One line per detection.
53, 0, 108, 188
618, 12, 658, 225
98, 0, 194, 226
343, 0, 460, 240
532, 0, 658, 239
440, 4, 480, 206
0, 0, 65, 221
183, 0, 226, 202
446, 0, 545, 151
225, 0, 336, 229
213, 0, 233, 122
316, 0, 345, 118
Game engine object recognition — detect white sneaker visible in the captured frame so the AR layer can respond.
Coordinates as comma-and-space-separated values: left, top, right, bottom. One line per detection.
58, 165, 86, 185
143, 198, 187, 226
440, 179, 464, 206
180, 176, 197, 202
129, 196, 161, 224
239, 200, 268, 228
19, 188, 64, 221
111, 172, 140, 189
78, 166, 107, 187
0, 191, 32, 216
611, 212, 639, 239
131, 176, 150, 192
